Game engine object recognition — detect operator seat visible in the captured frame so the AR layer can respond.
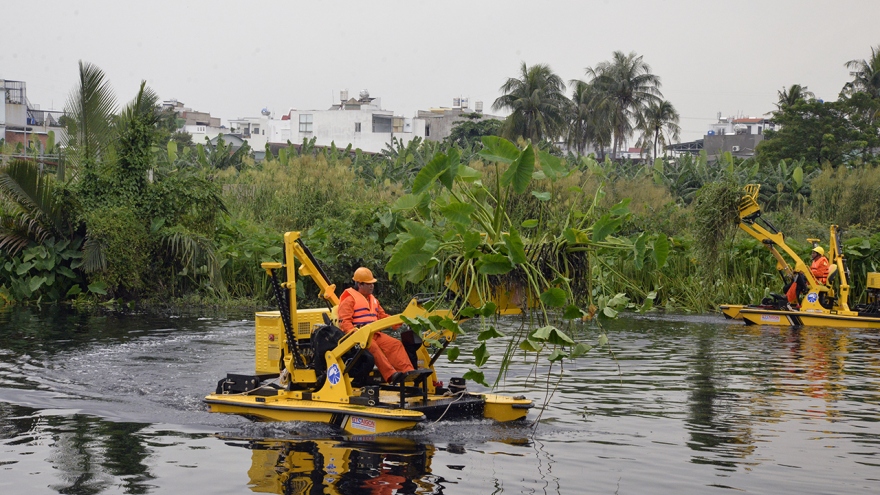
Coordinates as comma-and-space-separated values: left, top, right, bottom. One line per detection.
311, 317, 375, 387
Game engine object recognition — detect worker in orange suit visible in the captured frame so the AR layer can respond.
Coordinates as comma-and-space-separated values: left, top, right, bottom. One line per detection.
338, 267, 415, 384
786, 246, 830, 307
810, 246, 830, 284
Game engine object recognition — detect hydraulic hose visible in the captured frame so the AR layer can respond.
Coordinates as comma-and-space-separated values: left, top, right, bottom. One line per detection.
270, 268, 305, 368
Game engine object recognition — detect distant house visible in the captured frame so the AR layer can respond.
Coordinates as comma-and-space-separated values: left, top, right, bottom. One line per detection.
1, 79, 66, 153
415, 98, 498, 143
160, 99, 226, 144
229, 114, 269, 149
619, 147, 645, 161
667, 114, 776, 160
703, 115, 775, 159
207, 134, 246, 148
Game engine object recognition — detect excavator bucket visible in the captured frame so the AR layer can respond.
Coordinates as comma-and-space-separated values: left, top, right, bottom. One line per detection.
738, 184, 761, 220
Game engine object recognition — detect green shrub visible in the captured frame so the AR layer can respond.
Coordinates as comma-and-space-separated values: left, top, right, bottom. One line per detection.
83, 206, 150, 296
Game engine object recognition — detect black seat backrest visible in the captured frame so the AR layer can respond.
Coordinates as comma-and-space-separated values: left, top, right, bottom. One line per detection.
827, 264, 839, 285
795, 272, 808, 294
311, 319, 375, 384
311, 323, 345, 377
400, 329, 422, 369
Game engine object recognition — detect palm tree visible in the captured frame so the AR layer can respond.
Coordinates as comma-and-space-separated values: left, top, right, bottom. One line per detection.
843, 45, 880, 99
776, 84, 815, 110
115, 81, 161, 194
62, 61, 117, 182
638, 100, 681, 160
585, 51, 662, 160
0, 159, 78, 255
567, 80, 591, 157
0, 61, 111, 265
566, 80, 612, 158
81, 81, 227, 295
493, 62, 568, 143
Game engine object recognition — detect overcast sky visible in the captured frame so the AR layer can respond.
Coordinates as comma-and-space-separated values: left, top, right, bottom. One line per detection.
4, 0, 879, 142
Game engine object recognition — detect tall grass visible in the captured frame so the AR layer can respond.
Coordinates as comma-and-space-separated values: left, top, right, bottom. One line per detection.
810, 165, 880, 230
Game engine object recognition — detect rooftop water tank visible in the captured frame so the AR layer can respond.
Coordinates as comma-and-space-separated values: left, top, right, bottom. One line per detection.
707, 130, 715, 136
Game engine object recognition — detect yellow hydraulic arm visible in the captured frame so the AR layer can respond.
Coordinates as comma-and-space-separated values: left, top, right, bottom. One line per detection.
821, 225, 851, 311
737, 185, 819, 289
737, 185, 852, 312
260, 232, 339, 369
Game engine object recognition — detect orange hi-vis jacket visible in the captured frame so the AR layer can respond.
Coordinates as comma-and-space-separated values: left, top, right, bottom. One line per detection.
811, 256, 829, 285
338, 287, 413, 382
339, 287, 383, 331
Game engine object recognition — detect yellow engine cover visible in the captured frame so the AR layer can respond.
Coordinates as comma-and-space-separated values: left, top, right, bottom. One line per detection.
255, 308, 330, 374
867, 272, 880, 290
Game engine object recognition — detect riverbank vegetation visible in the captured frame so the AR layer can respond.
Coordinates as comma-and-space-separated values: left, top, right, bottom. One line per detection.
1, 47, 879, 318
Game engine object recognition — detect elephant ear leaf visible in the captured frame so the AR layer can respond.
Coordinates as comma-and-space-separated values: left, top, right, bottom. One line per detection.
412, 152, 451, 194
478, 136, 519, 164
438, 201, 476, 226
386, 237, 431, 278
463, 369, 488, 387
538, 150, 565, 180
392, 192, 426, 212
652, 234, 670, 268
477, 253, 514, 275
500, 144, 535, 194
592, 213, 624, 242
633, 232, 647, 270
439, 148, 460, 189
539, 288, 567, 308
503, 228, 527, 265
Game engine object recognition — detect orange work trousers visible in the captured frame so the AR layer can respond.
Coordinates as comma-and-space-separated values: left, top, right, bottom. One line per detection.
369, 332, 414, 382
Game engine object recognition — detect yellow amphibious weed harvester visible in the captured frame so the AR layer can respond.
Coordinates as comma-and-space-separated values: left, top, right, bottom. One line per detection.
720, 185, 880, 327
204, 232, 532, 434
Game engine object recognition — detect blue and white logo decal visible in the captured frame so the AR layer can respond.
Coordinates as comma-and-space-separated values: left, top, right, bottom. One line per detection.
328, 363, 341, 385
807, 292, 818, 303
351, 416, 376, 432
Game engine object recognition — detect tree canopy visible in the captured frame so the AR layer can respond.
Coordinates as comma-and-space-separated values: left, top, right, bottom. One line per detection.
756, 93, 880, 167
584, 51, 663, 159
492, 62, 568, 143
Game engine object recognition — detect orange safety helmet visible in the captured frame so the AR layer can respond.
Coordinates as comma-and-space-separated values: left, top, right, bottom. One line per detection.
352, 267, 377, 284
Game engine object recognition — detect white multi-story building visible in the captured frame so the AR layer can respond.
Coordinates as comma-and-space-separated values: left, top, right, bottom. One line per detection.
708, 115, 775, 137
261, 90, 423, 154
233, 91, 499, 155
229, 111, 272, 150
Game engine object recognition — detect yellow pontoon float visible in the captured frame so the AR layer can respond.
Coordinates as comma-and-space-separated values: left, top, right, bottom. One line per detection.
720, 185, 880, 328
205, 232, 533, 434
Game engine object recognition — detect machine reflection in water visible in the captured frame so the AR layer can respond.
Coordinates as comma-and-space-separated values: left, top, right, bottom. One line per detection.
228, 436, 440, 494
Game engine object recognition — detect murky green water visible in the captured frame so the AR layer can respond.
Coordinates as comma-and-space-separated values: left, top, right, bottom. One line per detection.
1, 307, 878, 494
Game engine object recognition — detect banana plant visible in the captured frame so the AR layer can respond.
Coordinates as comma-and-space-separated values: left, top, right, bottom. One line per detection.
758, 158, 813, 213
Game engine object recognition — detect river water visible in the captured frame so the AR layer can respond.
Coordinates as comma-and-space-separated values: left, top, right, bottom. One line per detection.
0, 307, 878, 494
